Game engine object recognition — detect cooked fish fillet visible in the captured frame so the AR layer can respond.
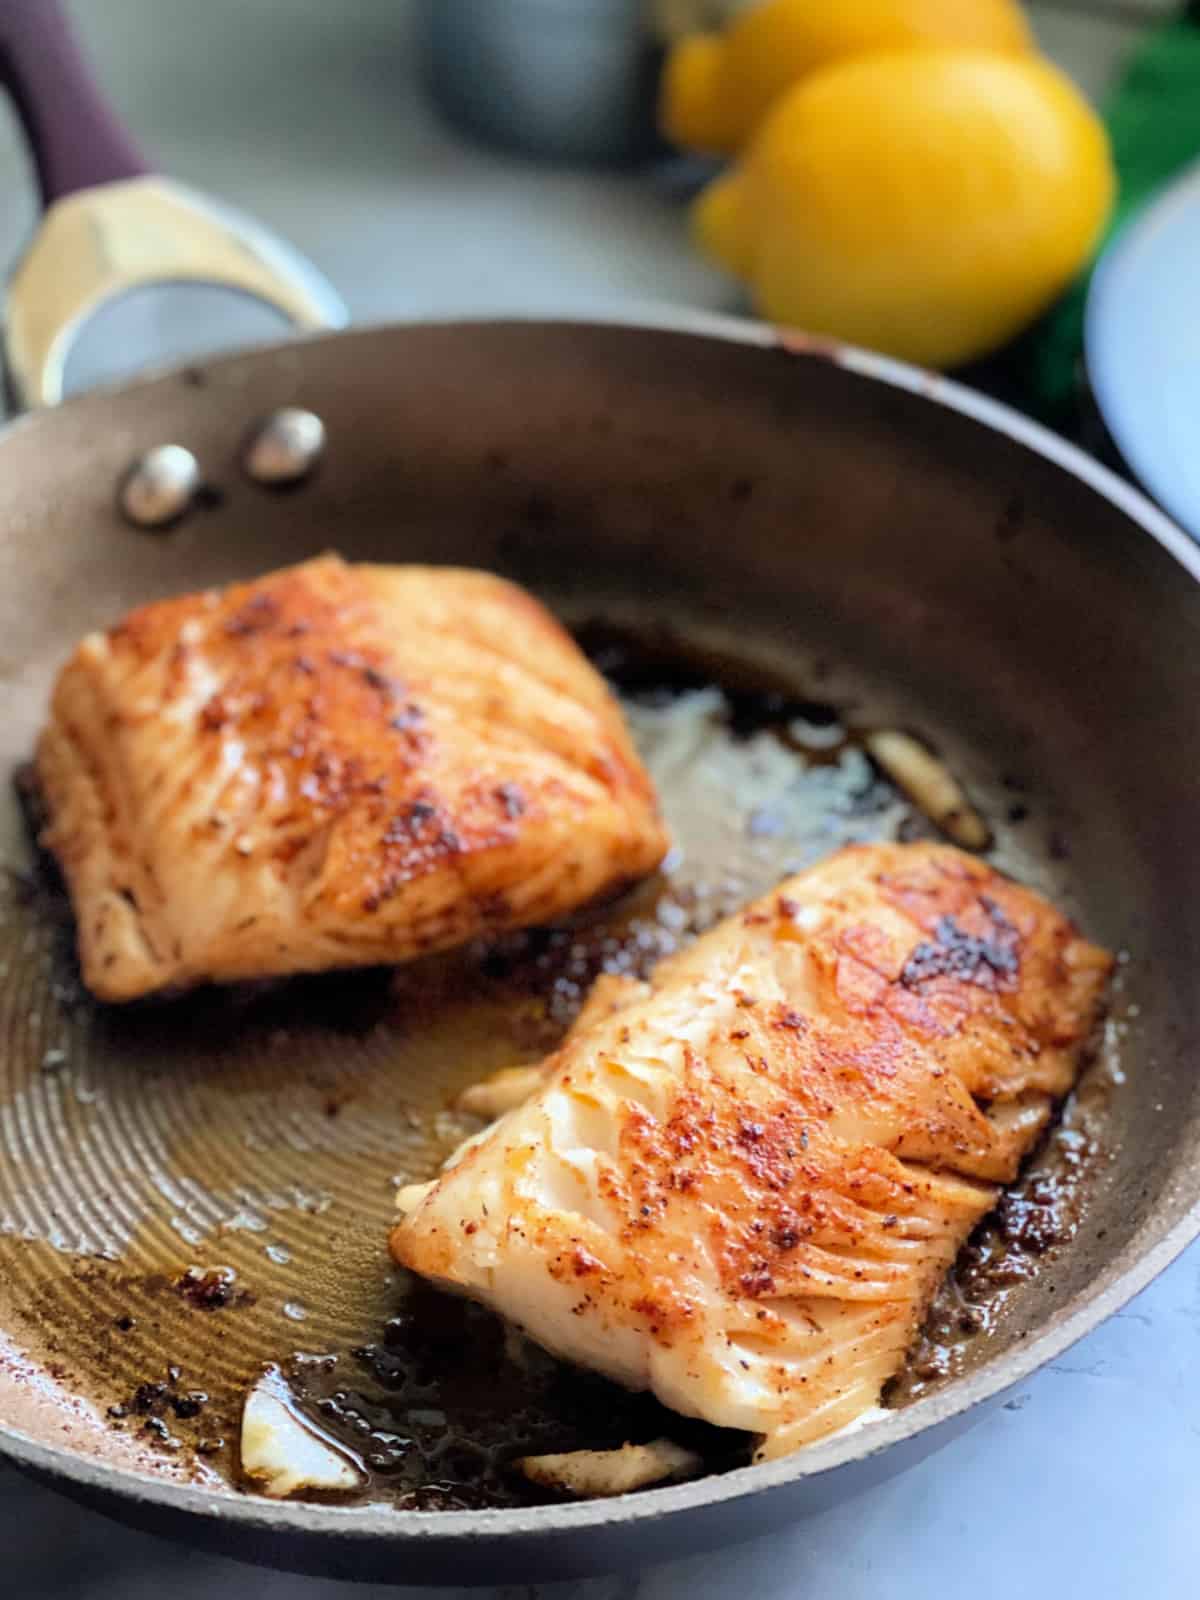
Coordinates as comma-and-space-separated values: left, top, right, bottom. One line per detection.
391, 842, 1111, 1458
36, 555, 667, 1001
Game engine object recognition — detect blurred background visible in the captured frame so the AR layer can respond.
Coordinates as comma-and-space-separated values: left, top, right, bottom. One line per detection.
3, 2, 1200, 1597
0, 2, 1178, 411
3, 0, 1195, 499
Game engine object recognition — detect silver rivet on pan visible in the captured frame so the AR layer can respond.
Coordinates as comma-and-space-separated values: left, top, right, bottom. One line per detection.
118, 444, 202, 530
243, 407, 326, 487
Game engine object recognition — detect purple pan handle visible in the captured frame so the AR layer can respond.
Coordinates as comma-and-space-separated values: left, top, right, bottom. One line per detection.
0, 0, 149, 208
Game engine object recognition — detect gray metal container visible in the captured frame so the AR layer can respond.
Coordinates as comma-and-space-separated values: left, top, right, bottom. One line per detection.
421, 0, 660, 166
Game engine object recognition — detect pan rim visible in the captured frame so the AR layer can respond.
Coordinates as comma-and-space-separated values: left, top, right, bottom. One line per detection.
3, 308, 1199, 1546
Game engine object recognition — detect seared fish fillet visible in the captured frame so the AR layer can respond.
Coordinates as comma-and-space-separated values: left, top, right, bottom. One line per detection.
36, 556, 667, 1000
391, 843, 1111, 1458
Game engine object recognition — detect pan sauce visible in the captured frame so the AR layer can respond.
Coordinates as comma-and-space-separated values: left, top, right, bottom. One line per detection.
0, 625, 1122, 1508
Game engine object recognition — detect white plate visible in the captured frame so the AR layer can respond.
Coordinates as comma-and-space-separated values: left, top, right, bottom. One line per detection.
1085, 158, 1200, 539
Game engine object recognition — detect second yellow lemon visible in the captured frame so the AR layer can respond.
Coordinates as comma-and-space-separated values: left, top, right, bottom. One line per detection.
694, 50, 1114, 370
662, 0, 1034, 155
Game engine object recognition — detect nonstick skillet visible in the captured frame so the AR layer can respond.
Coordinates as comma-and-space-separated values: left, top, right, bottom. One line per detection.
0, 0, 1197, 1585
0, 313, 1198, 1585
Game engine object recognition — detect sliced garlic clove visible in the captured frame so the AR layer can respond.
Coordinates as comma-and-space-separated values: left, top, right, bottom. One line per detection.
455, 1064, 546, 1120
240, 1367, 363, 1499
394, 1179, 436, 1215
865, 730, 991, 851
517, 1438, 702, 1499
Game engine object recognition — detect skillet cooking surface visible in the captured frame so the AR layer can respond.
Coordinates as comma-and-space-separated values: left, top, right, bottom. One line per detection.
0, 321, 1197, 1582
0, 625, 1112, 1508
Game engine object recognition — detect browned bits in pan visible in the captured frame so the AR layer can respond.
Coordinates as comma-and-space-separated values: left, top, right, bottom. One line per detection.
175, 1266, 254, 1312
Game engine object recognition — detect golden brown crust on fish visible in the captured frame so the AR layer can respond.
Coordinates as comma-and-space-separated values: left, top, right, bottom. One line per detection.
392, 843, 1111, 1456
36, 555, 667, 1000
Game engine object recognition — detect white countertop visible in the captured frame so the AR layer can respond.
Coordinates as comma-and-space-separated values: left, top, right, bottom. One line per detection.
2, 4, 1198, 1597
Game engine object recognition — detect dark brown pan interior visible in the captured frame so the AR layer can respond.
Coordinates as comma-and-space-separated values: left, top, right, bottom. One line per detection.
0, 323, 1197, 1528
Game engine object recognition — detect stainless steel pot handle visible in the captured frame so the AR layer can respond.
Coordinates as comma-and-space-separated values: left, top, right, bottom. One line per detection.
0, 0, 346, 410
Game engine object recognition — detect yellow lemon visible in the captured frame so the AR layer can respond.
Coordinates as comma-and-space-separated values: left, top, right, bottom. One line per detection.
662, 0, 1033, 155
694, 50, 1115, 369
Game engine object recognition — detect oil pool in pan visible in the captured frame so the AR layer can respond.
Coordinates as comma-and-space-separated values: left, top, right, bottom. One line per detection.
0, 624, 1124, 1508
